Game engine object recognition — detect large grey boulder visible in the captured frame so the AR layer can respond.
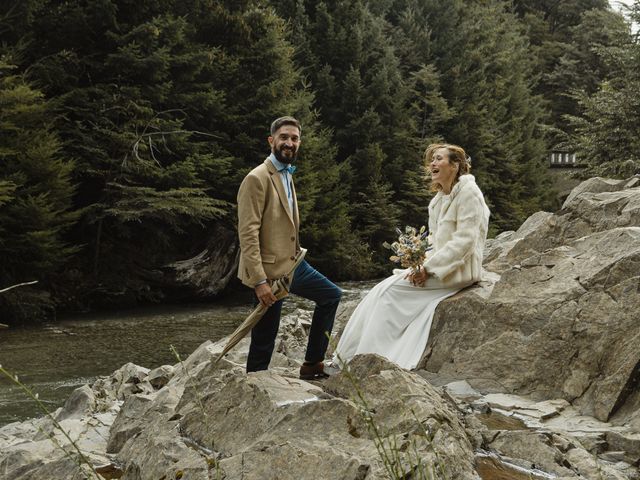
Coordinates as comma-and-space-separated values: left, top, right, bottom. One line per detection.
172, 354, 478, 480
420, 177, 640, 423
485, 175, 640, 269
103, 348, 478, 480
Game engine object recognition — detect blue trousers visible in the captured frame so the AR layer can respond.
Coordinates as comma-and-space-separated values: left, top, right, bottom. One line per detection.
246, 260, 342, 372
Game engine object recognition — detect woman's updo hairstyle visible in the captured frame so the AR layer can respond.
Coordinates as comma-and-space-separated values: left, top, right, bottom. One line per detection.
424, 143, 471, 192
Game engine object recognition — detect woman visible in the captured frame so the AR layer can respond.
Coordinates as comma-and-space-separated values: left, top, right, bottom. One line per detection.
333, 143, 490, 369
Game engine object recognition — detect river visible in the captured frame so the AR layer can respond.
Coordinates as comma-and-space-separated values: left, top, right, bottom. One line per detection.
0, 281, 373, 427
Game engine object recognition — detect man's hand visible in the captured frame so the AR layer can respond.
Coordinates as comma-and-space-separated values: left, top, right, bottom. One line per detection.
255, 282, 277, 308
405, 266, 429, 287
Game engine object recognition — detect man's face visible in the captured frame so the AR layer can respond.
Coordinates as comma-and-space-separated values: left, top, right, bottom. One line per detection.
269, 125, 301, 164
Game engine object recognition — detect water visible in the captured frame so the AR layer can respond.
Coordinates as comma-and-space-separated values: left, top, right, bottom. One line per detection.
0, 281, 374, 427
476, 411, 530, 431
476, 452, 556, 480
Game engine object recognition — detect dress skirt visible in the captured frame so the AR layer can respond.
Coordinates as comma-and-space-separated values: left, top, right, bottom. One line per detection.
333, 270, 468, 370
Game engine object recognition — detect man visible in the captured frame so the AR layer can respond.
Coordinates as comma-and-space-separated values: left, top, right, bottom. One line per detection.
237, 116, 342, 379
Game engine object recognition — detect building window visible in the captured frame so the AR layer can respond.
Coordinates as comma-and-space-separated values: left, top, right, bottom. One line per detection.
549, 151, 578, 168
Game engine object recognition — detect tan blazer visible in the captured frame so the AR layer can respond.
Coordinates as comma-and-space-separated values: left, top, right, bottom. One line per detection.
237, 157, 300, 287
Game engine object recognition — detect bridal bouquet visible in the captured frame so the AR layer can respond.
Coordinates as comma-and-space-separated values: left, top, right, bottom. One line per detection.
383, 226, 431, 274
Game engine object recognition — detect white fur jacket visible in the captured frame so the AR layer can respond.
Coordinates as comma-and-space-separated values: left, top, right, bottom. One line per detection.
423, 174, 490, 287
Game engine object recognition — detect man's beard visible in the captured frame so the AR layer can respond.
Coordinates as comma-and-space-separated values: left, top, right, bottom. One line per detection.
274, 145, 298, 164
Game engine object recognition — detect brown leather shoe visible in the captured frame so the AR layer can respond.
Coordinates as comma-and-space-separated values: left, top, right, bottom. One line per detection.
299, 361, 330, 380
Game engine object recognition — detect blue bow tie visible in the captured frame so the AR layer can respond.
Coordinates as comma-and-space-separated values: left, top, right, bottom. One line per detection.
281, 165, 296, 175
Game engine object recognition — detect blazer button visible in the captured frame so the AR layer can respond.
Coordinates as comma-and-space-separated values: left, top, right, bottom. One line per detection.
290, 256, 295, 261
290, 236, 295, 241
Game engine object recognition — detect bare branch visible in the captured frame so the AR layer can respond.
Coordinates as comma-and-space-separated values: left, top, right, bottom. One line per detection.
140, 130, 221, 139
148, 136, 160, 166
0, 280, 38, 294
124, 129, 222, 168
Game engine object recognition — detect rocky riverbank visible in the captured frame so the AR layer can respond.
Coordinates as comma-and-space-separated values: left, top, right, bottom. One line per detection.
1, 176, 639, 479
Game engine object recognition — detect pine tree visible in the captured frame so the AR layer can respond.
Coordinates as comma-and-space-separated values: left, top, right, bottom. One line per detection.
21, 2, 235, 303
271, 0, 427, 267
5, 0, 355, 302
0, 59, 76, 317
568, 4, 640, 177
512, 0, 626, 142
386, 0, 553, 231
291, 113, 375, 279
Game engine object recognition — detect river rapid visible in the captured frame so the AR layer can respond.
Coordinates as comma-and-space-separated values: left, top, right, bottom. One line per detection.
0, 281, 375, 426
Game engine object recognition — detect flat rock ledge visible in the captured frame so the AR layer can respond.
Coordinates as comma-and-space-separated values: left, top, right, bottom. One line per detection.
1, 176, 640, 479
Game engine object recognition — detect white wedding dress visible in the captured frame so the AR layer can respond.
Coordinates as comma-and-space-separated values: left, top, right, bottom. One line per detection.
333, 270, 469, 370
334, 174, 489, 370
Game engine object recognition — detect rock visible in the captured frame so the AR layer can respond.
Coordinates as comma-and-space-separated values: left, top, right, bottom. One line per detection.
132, 379, 155, 395
119, 363, 149, 384
107, 393, 155, 454
605, 430, 640, 463
107, 371, 187, 455
487, 428, 639, 479
179, 339, 216, 370
478, 394, 570, 424
487, 430, 577, 477
0, 455, 97, 480
562, 176, 630, 208
116, 417, 210, 480
147, 364, 175, 389
55, 384, 96, 421
0, 405, 115, 479
92, 362, 150, 402
563, 447, 632, 480
165, 354, 479, 480
323, 355, 478, 479
218, 443, 371, 480
95, 462, 125, 479
158, 223, 240, 298
420, 179, 640, 423
443, 380, 482, 400
483, 177, 640, 275
275, 309, 313, 361
0, 437, 58, 478
483, 211, 554, 273
441, 370, 640, 478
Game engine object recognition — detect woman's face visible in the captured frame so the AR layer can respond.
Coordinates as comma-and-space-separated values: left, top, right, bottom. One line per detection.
429, 148, 458, 191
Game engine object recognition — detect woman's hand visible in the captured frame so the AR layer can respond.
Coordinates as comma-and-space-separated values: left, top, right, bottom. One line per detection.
405, 266, 429, 287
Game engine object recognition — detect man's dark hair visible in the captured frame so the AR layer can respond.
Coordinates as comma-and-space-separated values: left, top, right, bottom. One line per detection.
270, 116, 302, 136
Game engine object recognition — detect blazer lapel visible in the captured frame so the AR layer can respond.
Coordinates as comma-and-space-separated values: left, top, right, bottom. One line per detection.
264, 158, 295, 226
291, 178, 300, 231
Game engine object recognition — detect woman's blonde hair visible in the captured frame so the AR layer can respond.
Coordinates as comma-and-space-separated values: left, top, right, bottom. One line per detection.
424, 143, 471, 192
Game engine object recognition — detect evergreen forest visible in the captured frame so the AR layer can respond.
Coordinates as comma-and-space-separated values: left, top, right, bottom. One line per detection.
1, 0, 638, 321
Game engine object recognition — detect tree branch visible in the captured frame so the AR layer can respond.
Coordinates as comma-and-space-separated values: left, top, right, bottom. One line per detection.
0, 280, 38, 294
